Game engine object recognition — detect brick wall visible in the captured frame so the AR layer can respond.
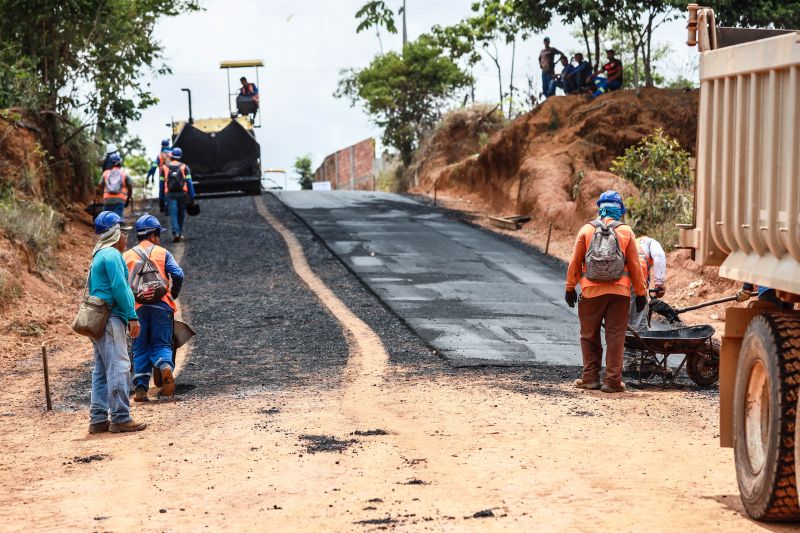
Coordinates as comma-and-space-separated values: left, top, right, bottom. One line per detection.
313, 138, 376, 190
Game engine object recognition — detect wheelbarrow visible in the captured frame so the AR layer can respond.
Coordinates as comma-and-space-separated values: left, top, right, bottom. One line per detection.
625, 324, 719, 387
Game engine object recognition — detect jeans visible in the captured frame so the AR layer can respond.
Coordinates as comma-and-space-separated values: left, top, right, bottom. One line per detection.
628, 288, 649, 332
608, 79, 622, 91
90, 316, 132, 424
103, 201, 125, 218
132, 305, 174, 390
166, 192, 187, 236
542, 71, 555, 97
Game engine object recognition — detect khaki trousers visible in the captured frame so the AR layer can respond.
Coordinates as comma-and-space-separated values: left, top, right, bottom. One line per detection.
578, 293, 630, 387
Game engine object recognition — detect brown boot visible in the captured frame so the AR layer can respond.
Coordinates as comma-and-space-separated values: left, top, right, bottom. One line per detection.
160, 366, 176, 397
601, 382, 627, 393
133, 386, 149, 403
88, 420, 110, 434
109, 419, 147, 433
574, 378, 601, 390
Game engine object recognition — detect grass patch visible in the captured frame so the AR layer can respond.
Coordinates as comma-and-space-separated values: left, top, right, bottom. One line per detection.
0, 195, 61, 270
0, 267, 22, 308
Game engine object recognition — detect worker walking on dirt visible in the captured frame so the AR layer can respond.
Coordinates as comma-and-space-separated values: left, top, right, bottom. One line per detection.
97, 153, 133, 218
159, 147, 196, 242
538, 37, 563, 99
87, 211, 147, 434
124, 214, 184, 401
146, 139, 172, 185
565, 191, 647, 393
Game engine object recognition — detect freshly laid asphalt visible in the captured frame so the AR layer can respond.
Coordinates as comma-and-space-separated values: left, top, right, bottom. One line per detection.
275, 191, 581, 367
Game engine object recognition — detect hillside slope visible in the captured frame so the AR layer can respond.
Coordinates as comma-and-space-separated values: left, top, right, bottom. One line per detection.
413, 88, 698, 230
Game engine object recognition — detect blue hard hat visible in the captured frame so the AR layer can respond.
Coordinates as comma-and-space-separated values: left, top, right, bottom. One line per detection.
596, 190, 626, 214
94, 211, 131, 235
161, 138, 170, 147
171, 147, 183, 159
109, 153, 122, 165
135, 214, 166, 236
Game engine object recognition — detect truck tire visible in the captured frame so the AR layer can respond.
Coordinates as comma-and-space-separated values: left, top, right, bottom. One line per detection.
686, 340, 719, 387
733, 313, 800, 521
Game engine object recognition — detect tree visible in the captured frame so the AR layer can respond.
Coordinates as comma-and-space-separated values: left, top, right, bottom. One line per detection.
355, 0, 397, 53
614, 0, 679, 89
336, 37, 471, 166
294, 155, 314, 190
556, 0, 614, 71
700, 0, 800, 28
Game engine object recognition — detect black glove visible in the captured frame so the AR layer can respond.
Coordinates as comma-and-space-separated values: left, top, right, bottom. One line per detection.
636, 295, 647, 313
565, 289, 578, 308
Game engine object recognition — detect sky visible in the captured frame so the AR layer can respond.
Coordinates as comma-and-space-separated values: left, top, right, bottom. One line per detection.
129, 0, 696, 190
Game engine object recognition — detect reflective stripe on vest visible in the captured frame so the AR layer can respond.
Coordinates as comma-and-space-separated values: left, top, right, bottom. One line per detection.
123, 243, 176, 312
579, 220, 632, 291
102, 168, 127, 201
162, 163, 188, 194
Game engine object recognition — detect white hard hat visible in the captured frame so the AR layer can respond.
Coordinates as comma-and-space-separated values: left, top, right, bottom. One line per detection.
105, 143, 118, 154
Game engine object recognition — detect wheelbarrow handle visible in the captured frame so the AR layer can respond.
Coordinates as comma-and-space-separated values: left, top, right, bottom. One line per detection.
674, 294, 738, 314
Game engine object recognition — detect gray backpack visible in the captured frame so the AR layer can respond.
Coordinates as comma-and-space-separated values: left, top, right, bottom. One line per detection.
584, 220, 626, 282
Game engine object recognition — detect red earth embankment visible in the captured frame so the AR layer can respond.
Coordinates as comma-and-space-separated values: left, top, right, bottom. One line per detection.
413, 88, 698, 231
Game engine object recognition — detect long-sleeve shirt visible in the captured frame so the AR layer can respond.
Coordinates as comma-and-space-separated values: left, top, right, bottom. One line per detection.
566, 218, 647, 299
159, 163, 196, 204
637, 236, 666, 286
89, 247, 137, 323
146, 148, 173, 180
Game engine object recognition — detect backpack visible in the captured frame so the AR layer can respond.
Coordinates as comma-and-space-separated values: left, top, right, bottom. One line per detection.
165, 163, 186, 193
584, 220, 626, 283
106, 168, 124, 194
128, 246, 169, 305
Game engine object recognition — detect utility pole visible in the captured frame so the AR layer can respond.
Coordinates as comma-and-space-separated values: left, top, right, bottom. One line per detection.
402, 0, 407, 48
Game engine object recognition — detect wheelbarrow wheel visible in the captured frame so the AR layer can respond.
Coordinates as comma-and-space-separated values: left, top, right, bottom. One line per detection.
686, 339, 720, 387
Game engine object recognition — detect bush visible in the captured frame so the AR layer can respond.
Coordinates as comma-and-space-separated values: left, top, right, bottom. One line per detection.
610, 129, 693, 249
0, 195, 61, 270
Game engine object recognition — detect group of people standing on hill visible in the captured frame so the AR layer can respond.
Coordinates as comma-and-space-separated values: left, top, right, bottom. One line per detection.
85, 138, 197, 434
539, 37, 623, 99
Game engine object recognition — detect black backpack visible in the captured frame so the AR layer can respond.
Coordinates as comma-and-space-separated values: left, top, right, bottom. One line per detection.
164, 163, 186, 193
128, 246, 169, 305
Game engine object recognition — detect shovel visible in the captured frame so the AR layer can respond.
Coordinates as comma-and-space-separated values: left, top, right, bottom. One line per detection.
648, 294, 738, 325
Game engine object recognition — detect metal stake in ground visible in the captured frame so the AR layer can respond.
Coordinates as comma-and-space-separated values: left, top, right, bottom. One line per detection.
41, 343, 52, 411
545, 221, 553, 255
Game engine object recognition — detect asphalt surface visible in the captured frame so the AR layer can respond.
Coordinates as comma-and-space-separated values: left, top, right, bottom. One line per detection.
274, 191, 581, 367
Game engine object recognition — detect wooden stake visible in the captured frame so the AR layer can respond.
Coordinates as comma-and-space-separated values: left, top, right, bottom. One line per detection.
545, 221, 553, 255
41, 344, 52, 411
433, 181, 437, 207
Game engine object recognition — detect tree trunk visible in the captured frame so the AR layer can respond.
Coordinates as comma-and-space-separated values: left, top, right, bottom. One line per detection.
593, 28, 601, 72
489, 44, 503, 111
633, 41, 640, 96
508, 39, 516, 118
644, 13, 654, 87
579, 14, 592, 68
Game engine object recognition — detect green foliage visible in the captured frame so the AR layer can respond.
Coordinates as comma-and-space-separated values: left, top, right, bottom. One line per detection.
375, 164, 405, 193
294, 155, 314, 190
700, 0, 800, 28
0, 193, 62, 270
611, 129, 693, 248
355, 1, 398, 34
336, 37, 471, 166
0, 0, 201, 131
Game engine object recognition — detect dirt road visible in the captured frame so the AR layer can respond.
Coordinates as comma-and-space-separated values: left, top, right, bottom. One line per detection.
0, 194, 790, 531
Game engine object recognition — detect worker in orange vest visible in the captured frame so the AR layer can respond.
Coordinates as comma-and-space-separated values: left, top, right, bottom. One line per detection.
565, 191, 647, 393
96, 153, 133, 218
158, 147, 196, 242
123, 214, 185, 400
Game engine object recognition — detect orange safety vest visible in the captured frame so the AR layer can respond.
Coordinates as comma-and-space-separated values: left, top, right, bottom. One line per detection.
636, 237, 655, 282
161, 163, 189, 194
123, 242, 177, 312
102, 168, 128, 201
578, 219, 633, 292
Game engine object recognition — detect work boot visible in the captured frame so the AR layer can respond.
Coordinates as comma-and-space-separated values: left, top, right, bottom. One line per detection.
133, 385, 149, 403
601, 382, 627, 393
573, 378, 601, 390
160, 366, 176, 397
109, 419, 147, 433
88, 420, 110, 434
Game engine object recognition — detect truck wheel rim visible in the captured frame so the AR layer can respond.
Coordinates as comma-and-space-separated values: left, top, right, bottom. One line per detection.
744, 357, 769, 475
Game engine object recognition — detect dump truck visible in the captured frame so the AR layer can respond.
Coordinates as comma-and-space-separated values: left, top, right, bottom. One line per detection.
682, 5, 800, 521
171, 60, 264, 196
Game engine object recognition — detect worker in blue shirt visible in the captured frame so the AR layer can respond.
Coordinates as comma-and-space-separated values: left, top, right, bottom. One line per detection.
123, 214, 185, 400
738, 283, 793, 309
87, 211, 147, 434
146, 139, 173, 185
158, 147, 196, 242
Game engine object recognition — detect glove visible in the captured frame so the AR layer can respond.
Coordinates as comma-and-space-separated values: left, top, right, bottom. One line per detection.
736, 289, 753, 302
653, 284, 666, 298
636, 295, 647, 313
565, 289, 578, 308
